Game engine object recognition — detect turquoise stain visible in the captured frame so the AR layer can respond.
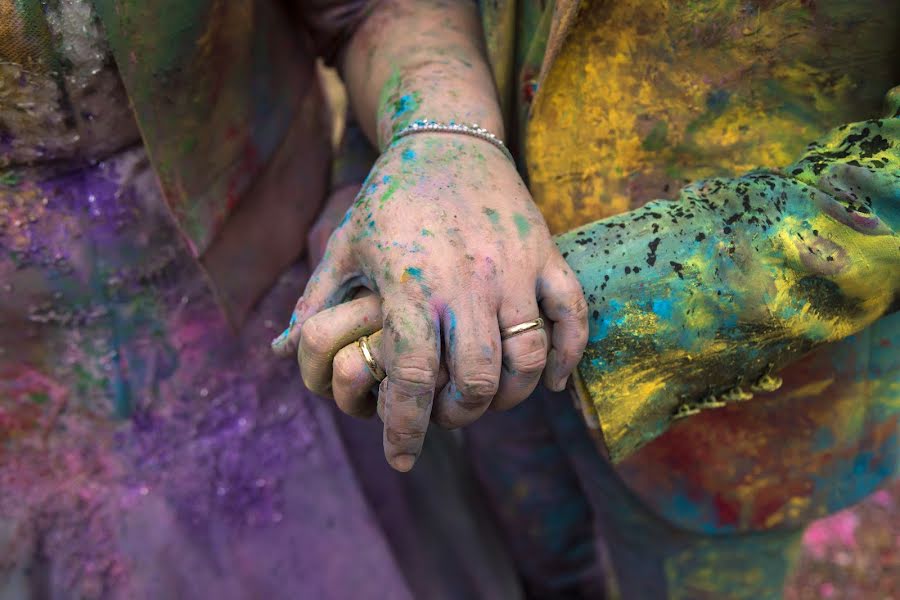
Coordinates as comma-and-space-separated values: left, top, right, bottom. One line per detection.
393, 93, 419, 118
447, 309, 458, 355
591, 299, 623, 342
512, 213, 532, 239
651, 298, 674, 320
590, 316, 610, 342
402, 148, 416, 161
483, 207, 502, 228
337, 208, 353, 228
404, 266, 424, 280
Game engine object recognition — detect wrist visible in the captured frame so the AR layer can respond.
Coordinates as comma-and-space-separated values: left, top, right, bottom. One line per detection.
374, 68, 504, 150
391, 120, 513, 163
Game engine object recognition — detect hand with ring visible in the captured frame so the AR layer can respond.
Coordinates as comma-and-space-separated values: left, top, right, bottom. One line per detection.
272, 135, 588, 472
360, 318, 545, 385
283, 287, 553, 423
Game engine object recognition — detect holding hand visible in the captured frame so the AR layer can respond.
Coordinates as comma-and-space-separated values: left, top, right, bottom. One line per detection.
274, 133, 587, 471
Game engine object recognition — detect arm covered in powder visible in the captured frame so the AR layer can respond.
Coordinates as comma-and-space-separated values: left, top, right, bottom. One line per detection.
296, 0, 507, 147
284, 0, 588, 471
560, 87, 900, 462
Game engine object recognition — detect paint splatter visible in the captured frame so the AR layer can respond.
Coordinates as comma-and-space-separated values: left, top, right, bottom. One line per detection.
512, 213, 531, 239
400, 266, 424, 283
483, 207, 502, 228
393, 93, 420, 119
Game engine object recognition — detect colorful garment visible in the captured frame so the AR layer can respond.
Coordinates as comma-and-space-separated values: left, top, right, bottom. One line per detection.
474, 0, 899, 595
0, 2, 521, 598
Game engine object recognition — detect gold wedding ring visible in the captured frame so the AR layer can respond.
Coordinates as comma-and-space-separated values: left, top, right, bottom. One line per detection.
357, 335, 386, 382
500, 317, 544, 341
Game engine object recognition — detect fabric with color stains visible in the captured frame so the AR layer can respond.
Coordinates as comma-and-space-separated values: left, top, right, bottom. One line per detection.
0, 1, 522, 598
479, 0, 900, 535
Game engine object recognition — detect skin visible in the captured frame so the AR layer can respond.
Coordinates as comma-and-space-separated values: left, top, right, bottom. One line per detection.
271, 0, 588, 472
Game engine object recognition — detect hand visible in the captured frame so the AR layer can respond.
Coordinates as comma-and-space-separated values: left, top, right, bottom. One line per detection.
273, 134, 587, 471
284, 291, 451, 419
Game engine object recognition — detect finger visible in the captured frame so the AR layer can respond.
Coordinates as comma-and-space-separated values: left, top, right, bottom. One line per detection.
332, 329, 384, 418
492, 298, 548, 411
380, 298, 441, 471
297, 292, 381, 397
538, 257, 589, 391
333, 329, 450, 419
271, 235, 356, 358
432, 299, 501, 429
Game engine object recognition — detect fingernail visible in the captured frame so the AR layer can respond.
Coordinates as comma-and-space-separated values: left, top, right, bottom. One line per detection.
270, 327, 291, 349
269, 313, 299, 350
391, 454, 417, 472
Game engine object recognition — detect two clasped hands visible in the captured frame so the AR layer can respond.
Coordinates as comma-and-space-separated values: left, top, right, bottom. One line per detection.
272, 133, 588, 471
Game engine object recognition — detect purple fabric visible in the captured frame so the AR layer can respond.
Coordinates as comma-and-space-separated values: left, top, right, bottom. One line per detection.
0, 149, 521, 599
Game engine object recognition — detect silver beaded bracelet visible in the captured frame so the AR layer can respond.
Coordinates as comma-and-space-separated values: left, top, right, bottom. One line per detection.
391, 119, 514, 162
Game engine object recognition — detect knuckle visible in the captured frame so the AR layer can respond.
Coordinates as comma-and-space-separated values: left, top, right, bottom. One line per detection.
385, 427, 426, 447
508, 343, 548, 376
559, 344, 587, 367
331, 351, 358, 385
390, 358, 439, 393
457, 371, 500, 405
565, 294, 590, 322
298, 320, 330, 356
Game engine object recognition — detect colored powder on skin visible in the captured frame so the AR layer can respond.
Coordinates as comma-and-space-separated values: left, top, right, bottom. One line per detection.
377, 68, 403, 120
512, 213, 531, 239
378, 174, 401, 205
446, 309, 458, 355
393, 93, 419, 118
402, 148, 416, 161
400, 266, 424, 283
337, 208, 353, 229
482, 207, 501, 227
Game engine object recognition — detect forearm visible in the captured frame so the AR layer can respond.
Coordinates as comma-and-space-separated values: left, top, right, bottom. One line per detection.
340, 0, 503, 149
561, 87, 900, 461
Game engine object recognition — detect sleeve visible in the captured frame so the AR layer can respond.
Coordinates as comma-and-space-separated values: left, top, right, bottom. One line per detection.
293, 0, 379, 64
558, 86, 900, 462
